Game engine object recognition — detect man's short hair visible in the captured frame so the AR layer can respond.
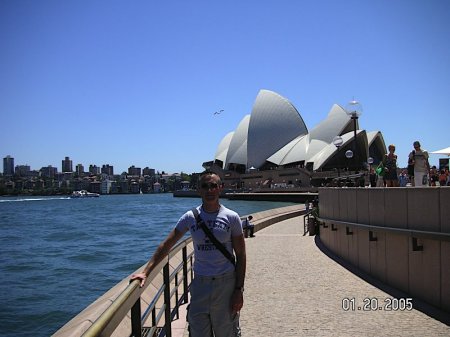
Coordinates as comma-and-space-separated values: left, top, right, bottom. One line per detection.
198, 170, 222, 185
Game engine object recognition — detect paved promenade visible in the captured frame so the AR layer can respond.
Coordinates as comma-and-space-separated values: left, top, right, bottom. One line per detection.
239, 216, 450, 336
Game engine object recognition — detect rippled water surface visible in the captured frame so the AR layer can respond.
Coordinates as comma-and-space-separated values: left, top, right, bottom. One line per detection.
0, 194, 294, 337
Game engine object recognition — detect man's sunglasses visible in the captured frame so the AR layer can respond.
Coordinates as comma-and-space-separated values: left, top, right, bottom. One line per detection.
200, 183, 220, 190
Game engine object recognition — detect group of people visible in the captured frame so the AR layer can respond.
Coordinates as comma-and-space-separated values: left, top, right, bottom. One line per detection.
371, 141, 449, 187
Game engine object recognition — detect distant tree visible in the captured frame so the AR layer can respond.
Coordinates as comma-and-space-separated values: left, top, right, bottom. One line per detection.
180, 172, 191, 182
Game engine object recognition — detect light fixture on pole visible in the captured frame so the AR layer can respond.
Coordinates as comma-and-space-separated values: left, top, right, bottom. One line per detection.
332, 136, 343, 179
345, 150, 354, 181
367, 157, 374, 170
345, 98, 363, 170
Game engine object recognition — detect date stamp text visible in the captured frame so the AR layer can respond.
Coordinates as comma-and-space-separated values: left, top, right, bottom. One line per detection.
341, 297, 413, 311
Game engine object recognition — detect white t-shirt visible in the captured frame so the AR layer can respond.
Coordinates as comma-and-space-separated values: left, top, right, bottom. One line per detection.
410, 149, 429, 173
175, 205, 242, 276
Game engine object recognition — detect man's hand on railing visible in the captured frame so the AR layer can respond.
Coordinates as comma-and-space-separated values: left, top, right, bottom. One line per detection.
130, 272, 147, 288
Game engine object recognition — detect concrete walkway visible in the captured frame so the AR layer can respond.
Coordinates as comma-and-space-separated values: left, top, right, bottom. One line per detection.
239, 217, 450, 336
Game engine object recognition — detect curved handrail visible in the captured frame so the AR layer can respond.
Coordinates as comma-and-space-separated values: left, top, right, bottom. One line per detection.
81, 237, 194, 337
317, 217, 450, 242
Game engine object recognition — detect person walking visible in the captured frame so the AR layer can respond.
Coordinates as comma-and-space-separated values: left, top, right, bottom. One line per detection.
408, 141, 430, 187
382, 144, 399, 187
131, 171, 246, 337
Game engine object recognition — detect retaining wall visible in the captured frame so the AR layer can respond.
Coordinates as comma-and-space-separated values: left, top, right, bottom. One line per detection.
318, 187, 450, 313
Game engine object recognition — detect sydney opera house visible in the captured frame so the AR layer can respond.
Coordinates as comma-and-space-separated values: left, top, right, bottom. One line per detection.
204, 89, 387, 189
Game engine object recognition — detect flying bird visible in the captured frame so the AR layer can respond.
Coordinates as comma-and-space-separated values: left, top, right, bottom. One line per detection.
213, 109, 224, 115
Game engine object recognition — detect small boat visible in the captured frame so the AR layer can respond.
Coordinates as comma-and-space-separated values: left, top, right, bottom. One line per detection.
70, 190, 100, 198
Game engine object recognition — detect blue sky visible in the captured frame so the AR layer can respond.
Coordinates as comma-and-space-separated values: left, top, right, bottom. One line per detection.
1, 0, 449, 174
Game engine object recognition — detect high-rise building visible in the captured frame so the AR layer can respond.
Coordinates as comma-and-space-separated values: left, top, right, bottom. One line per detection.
101, 164, 114, 176
89, 164, 100, 175
40, 165, 57, 178
62, 157, 73, 173
75, 164, 84, 176
3, 155, 14, 176
128, 165, 141, 176
143, 167, 155, 176
15, 165, 31, 176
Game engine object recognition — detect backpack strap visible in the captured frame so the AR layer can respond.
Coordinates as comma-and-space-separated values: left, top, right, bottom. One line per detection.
191, 208, 236, 267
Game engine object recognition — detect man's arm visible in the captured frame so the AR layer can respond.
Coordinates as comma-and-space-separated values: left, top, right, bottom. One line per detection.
231, 233, 246, 314
130, 228, 185, 287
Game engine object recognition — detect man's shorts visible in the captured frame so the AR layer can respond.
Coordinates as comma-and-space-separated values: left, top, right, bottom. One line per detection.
188, 271, 240, 337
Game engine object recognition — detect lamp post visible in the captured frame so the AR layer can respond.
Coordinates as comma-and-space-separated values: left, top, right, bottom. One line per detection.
333, 136, 344, 179
345, 150, 354, 165
345, 150, 354, 186
345, 98, 363, 170
367, 157, 374, 169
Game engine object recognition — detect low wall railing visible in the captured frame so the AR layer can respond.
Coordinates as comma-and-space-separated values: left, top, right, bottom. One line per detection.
84, 238, 194, 337
318, 217, 450, 245
53, 238, 194, 337
84, 239, 194, 337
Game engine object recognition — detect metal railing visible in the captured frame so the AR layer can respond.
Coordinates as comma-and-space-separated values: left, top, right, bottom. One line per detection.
317, 217, 450, 246
81, 238, 194, 337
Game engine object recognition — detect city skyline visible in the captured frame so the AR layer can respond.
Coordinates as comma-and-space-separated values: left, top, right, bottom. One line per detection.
1, 1, 449, 174
2, 154, 166, 176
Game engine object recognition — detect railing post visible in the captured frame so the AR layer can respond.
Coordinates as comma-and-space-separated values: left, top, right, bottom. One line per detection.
182, 246, 189, 304
163, 263, 172, 337
130, 298, 142, 337
174, 274, 179, 319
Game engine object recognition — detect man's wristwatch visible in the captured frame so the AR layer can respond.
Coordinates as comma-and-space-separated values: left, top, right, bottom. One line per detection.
235, 286, 244, 293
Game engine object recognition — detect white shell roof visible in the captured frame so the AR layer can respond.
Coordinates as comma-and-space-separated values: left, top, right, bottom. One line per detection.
247, 90, 308, 169
367, 130, 385, 148
267, 104, 353, 167
308, 104, 353, 142
214, 131, 234, 167
214, 89, 386, 172
309, 130, 366, 170
224, 115, 250, 167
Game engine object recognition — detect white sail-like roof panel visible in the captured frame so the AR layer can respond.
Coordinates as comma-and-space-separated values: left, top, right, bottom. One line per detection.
224, 115, 250, 168
309, 104, 351, 142
266, 134, 308, 165
214, 131, 234, 168
247, 90, 308, 169
272, 104, 353, 167
226, 140, 248, 167
367, 131, 385, 148
311, 131, 365, 170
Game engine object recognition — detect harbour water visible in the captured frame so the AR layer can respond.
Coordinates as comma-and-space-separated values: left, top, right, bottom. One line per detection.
0, 193, 294, 337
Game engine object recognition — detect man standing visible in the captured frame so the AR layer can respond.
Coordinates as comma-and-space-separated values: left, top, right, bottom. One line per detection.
131, 171, 246, 337
408, 141, 430, 187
